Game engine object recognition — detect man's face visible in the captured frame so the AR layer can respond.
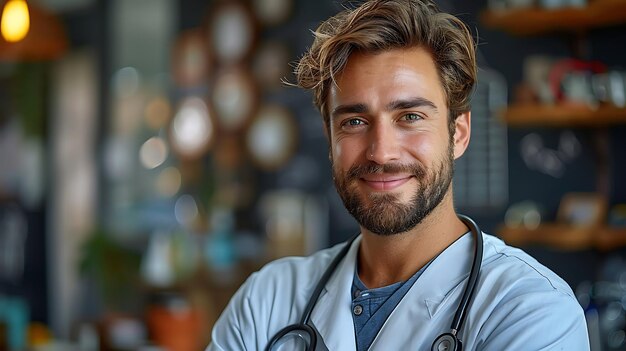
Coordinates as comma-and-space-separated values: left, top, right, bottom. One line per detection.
327, 47, 463, 236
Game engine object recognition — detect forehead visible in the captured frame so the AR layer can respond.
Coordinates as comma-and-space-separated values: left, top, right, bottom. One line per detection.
329, 47, 446, 111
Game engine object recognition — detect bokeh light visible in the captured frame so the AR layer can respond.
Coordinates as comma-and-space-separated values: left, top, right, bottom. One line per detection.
155, 167, 181, 198
1, 0, 30, 42
144, 97, 171, 130
139, 137, 168, 170
171, 97, 213, 157
174, 194, 198, 227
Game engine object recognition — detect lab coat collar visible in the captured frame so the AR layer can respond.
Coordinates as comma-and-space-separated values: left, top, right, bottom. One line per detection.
310, 232, 476, 350
309, 235, 361, 350
371, 231, 475, 348
411, 231, 474, 317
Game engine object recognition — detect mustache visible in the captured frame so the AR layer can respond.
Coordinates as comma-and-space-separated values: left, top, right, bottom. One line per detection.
346, 162, 426, 180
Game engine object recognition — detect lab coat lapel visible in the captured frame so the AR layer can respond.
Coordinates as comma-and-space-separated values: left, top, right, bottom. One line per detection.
369, 232, 475, 349
310, 236, 361, 351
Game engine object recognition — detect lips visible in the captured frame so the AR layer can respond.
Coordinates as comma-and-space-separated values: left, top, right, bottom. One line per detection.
360, 174, 413, 191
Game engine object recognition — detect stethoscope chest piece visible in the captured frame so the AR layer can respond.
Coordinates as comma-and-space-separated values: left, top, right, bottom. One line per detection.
431, 332, 461, 351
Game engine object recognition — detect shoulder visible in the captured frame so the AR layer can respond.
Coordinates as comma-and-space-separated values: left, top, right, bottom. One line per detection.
208, 241, 350, 350
470, 234, 589, 350
480, 233, 575, 297
245, 241, 346, 294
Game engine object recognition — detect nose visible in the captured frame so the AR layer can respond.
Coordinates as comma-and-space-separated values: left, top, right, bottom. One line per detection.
366, 121, 401, 164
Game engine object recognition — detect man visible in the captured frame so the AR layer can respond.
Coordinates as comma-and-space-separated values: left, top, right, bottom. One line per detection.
207, 0, 590, 350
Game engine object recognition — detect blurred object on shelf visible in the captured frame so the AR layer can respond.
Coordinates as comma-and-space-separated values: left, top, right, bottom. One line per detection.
27, 322, 52, 348
498, 195, 626, 251
141, 231, 175, 288
0, 295, 28, 351
504, 201, 543, 230
524, 55, 556, 104
557, 192, 607, 227
0, 1, 67, 61
549, 58, 607, 107
141, 226, 201, 288
146, 292, 201, 351
608, 204, 626, 227
561, 71, 598, 108
519, 130, 581, 178
521, 56, 626, 110
592, 71, 626, 108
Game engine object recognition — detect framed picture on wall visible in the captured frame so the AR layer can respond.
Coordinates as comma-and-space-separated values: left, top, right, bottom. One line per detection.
557, 192, 607, 227
206, 0, 258, 64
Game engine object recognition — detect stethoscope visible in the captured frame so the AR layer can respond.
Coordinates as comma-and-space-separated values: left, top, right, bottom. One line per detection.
265, 214, 483, 351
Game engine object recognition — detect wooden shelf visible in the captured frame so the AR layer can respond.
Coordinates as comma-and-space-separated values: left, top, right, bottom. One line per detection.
498, 223, 626, 251
500, 104, 626, 127
481, 0, 626, 35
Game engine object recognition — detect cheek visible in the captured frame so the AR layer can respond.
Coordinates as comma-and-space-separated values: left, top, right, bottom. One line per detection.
332, 139, 358, 167
405, 135, 435, 161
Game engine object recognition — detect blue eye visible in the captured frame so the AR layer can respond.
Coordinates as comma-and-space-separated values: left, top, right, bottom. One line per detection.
403, 113, 421, 121
346, 119, 364, 126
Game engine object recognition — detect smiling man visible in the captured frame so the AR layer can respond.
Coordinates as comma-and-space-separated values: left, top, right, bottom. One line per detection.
207, 1, 590, 350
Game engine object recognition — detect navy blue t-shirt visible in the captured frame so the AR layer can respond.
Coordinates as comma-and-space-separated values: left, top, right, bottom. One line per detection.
351, 263, 428, 351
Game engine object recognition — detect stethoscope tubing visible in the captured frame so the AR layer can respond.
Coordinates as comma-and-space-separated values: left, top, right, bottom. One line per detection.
265, 214, 483, 351
451, 214, 483, 333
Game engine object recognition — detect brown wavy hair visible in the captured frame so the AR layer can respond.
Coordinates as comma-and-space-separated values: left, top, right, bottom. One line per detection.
294, 0, 477, 133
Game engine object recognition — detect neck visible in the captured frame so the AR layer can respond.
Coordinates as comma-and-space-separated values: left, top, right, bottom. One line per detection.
357, 192, 468, 288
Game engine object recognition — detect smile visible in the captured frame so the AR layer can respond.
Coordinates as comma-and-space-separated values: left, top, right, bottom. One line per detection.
360, 175, 413, 191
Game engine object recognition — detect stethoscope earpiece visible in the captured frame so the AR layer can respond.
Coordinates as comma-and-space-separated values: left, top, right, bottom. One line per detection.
432, 332, 461, 351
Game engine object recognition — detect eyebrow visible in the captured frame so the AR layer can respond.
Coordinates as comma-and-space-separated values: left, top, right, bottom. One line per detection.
331, 97, 438, 119
386, 97, 438, 112
331, 103, 368, 118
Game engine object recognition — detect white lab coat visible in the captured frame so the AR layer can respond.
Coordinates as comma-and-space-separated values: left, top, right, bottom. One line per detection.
208, 233, 590, 350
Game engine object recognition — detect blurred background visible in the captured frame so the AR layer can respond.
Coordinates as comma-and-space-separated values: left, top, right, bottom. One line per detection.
0, 0, 626, 350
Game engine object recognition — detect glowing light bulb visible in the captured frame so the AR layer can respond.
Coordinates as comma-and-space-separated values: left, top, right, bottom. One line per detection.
1, 0, 30, 43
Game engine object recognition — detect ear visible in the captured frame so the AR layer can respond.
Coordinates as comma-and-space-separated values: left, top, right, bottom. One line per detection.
453, 111, 471, 160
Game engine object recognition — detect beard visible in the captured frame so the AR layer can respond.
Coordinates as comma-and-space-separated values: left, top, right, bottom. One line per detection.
332, 143, 454, 236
